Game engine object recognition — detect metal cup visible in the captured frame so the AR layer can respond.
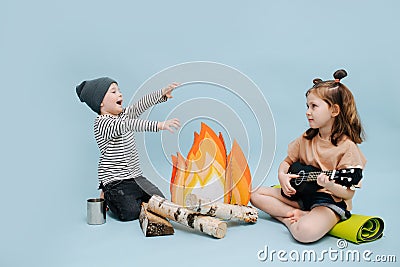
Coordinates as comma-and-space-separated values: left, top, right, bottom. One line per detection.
87, 198, 106, 225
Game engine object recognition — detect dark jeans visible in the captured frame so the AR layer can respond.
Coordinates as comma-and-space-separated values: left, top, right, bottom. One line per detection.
103, 176, 164, 221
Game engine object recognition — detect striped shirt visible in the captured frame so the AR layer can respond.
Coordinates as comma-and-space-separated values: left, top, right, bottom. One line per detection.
94, 89, 168, 186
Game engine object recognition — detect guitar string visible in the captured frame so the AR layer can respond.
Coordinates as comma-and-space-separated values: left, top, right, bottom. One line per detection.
291, 171, 359, 189
293, 171, 332, 182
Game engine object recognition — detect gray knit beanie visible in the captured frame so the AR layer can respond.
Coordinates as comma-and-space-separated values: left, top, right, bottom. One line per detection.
76, 77, 117, 114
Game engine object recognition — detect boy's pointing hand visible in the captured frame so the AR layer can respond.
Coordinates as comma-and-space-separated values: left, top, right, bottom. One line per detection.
158, 118, 181, 133
162, 82, 180, 98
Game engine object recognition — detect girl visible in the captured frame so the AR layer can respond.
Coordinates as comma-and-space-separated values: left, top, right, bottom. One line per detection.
251, 69, 366, 243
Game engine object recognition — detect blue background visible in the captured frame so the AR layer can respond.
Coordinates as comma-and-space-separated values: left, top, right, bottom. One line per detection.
1, 0, 399, 266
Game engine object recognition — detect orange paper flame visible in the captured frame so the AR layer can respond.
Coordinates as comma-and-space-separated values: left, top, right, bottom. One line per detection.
170, 123, 251, 206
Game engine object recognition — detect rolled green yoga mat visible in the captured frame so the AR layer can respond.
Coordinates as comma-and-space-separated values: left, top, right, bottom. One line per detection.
329, 214, 384, 244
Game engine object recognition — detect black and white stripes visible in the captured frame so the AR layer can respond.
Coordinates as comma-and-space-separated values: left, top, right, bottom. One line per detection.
94, 89, 167, 186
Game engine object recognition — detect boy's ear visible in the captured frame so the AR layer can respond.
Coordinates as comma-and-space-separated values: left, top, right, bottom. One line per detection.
331, 104, 340, 117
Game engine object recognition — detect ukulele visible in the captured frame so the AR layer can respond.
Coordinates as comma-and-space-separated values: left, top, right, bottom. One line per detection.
282, 162, 363, 200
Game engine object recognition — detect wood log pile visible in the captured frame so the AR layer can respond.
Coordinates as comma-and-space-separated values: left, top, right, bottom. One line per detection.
139, 194, 258, 239
139, 203, 174, 237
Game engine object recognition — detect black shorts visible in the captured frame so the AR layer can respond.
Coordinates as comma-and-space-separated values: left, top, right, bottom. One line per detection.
284, 191, 351, 220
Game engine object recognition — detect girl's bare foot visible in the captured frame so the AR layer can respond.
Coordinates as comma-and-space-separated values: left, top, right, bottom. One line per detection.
287, 209, 309, 224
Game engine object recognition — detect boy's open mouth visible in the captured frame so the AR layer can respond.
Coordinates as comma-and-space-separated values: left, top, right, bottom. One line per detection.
116, 100, 122, 105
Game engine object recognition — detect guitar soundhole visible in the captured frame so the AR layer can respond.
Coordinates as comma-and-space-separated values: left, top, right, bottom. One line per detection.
295, 170, 306, 186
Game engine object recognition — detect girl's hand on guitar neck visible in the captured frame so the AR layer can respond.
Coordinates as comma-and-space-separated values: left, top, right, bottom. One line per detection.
316, 173, 335, 190
316, 173, 355, 200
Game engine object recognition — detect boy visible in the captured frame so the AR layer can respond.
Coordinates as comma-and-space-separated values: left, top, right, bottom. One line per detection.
76, 77, 180, 221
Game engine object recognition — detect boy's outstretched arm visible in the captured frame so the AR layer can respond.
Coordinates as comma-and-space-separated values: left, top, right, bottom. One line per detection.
127, 82, 180, 119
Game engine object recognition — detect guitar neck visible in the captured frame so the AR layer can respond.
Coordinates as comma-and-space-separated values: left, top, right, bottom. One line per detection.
305, 170, 334, 181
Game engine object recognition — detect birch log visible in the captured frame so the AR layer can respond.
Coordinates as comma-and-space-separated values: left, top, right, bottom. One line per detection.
139, 203, 174, 237
147, 195, 227, 239
185, 194, 258, 223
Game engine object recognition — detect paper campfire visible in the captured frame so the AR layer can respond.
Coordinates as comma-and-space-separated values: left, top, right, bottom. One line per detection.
139, 123, 257, 238
170, 122, 252, 206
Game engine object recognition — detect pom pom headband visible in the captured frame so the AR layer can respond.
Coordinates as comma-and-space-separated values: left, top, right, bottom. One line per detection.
312, 69, 347, 87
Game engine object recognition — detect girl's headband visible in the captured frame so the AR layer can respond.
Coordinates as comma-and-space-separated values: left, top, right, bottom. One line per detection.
312, 69, 347, 88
